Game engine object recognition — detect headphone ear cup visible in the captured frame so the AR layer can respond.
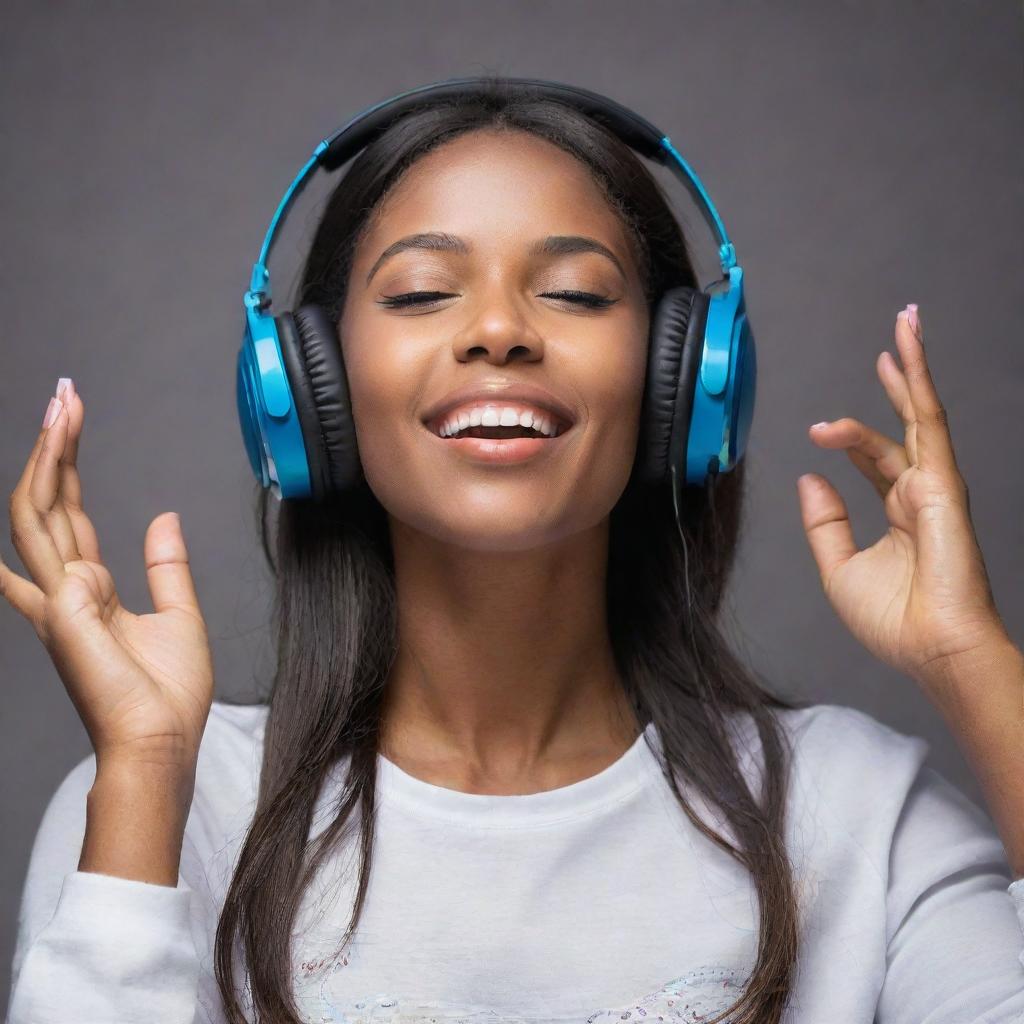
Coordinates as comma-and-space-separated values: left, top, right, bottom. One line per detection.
635, 286, 709, 486
275, 304, 361, 499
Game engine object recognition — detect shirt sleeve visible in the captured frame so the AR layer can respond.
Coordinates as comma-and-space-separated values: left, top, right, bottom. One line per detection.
5, 752, 224, 1024
876, 760, 1024, 1023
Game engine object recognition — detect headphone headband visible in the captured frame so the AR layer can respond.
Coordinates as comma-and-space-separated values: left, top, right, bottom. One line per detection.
248, 76, 737, 304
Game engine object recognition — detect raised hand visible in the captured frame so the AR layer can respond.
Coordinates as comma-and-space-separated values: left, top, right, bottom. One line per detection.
1, 379, 214, 772
796, 304, 1014, 693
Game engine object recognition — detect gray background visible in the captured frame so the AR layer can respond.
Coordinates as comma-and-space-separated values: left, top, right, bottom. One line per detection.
2, 0, 1022, 1004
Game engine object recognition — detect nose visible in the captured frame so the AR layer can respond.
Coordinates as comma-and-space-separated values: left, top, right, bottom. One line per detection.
451, 286, 544, 364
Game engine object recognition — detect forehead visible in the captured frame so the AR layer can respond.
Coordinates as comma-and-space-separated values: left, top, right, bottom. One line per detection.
358, 129, 632, 254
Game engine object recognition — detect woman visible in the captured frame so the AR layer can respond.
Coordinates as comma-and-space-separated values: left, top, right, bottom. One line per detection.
5, 79, 1024, 1024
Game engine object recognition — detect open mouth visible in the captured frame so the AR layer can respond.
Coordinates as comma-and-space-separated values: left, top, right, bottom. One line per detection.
423, 404, 576, 440
439, 423, 569, 440
420, 396, 577, 454
420, 415, 574, 465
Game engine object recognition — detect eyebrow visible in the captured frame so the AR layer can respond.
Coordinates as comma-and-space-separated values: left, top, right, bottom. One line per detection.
364, 231, 627, 286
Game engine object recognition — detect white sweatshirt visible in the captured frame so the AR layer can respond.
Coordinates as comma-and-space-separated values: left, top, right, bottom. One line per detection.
6, 699, 1024, 1024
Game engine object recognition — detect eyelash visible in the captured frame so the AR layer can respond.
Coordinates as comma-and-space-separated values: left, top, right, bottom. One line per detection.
377, 290, 617, 310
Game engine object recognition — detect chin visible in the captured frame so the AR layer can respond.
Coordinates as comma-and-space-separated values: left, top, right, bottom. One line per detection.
385, 502, 577, 553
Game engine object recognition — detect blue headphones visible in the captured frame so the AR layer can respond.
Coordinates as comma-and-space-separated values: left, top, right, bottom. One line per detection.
236, 76, 756, 518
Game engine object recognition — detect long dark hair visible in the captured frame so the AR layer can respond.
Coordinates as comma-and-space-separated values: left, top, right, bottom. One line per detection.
215, 77, 811, 1024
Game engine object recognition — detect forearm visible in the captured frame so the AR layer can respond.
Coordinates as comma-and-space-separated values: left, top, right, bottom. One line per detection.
80, 762, 196, 887
916, 635, 1024, 878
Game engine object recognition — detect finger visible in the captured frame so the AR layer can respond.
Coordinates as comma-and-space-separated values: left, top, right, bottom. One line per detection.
16, 381, 81, 496
27, 401, 83, 566
14, 403, 60, 492
144, 512, 204, 619
808, 417, 911, 498
0, 550, 46, 626
894, 306, 962, 480
797, 472, 859, 592
876, 348, 917, 460
10, 400, 74, 594
846, 448, 894, 501
55, 388, 103, 564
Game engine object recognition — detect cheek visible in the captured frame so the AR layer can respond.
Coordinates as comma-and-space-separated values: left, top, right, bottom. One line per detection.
340, 326, 428, 482
613, 327, 649, 423
581, 322, 649, 454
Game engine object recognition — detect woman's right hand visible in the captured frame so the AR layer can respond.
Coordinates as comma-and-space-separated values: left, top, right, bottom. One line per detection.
1, 380, 214, 774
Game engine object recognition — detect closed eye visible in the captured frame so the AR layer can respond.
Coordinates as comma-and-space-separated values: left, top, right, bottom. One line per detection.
376, 291, 454, 309
376, 290, 618, 310
544, 290, 618, 309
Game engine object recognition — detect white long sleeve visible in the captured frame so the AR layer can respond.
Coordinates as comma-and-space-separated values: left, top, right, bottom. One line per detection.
7, 868, 201, 1024
877, 763, 1024, 1022
7, 700, 1024, 1023
5, 703, 266, 1024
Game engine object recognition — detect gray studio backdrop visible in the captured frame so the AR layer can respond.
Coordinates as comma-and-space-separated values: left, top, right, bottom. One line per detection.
2, 0, 1022, 1005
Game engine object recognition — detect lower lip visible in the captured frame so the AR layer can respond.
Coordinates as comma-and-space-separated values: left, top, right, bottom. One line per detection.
423, 426, 573, 464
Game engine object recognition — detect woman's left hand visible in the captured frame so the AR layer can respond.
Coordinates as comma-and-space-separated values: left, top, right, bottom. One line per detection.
796, 303, 1014, 694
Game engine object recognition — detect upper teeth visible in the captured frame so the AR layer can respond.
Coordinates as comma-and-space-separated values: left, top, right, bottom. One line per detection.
437, 403, 563, 438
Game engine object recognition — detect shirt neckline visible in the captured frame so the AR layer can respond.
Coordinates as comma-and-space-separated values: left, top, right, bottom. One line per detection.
376, 720, 663, 827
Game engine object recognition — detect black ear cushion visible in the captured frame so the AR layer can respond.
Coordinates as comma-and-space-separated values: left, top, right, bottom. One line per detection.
634, 286, 709, 485
275, 304, 361, 499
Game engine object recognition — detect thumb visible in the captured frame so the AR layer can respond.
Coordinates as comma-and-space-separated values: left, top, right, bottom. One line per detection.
797, 473, 858, 590
144, 512, 202, 617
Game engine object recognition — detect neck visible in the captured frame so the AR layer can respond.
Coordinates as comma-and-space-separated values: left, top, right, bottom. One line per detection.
378, 515, 640, 785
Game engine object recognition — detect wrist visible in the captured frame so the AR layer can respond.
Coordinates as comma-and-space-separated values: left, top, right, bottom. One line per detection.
917, 631, 1024, 728
912, 624, 1021, 704
82, 761, 196, 887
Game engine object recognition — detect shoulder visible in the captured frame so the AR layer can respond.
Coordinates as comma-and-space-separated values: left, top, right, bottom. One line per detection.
726, 702, 933, 839
204, 697, 269, 736
728, 700, 930, 778
188, 699, 268, 834
195, 698, 268, 774
778, 700, 929, 771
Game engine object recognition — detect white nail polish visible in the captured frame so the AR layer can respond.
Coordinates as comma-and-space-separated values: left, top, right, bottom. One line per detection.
56, 377, 75, 402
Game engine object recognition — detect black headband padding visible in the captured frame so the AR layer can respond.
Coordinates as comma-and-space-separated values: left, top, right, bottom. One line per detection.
319, 77, 669, 172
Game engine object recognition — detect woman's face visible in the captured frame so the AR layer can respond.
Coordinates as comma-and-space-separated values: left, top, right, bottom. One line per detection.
338, 128, 650, 553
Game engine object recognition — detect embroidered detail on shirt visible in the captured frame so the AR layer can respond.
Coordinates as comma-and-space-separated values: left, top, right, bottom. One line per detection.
298, 963, 748, 1023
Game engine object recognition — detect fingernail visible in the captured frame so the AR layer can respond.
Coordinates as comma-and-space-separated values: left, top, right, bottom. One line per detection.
904, 303, 921, 340
42, 396, 63, 429
56, 377, 75, 403
811, 421, 829, 430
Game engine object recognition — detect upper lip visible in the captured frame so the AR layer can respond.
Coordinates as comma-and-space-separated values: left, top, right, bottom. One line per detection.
420, 380, 577, 435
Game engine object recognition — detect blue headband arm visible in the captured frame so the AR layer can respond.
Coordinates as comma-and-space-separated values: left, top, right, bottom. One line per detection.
658, 137, 736, 273
249, 141, 329, 298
